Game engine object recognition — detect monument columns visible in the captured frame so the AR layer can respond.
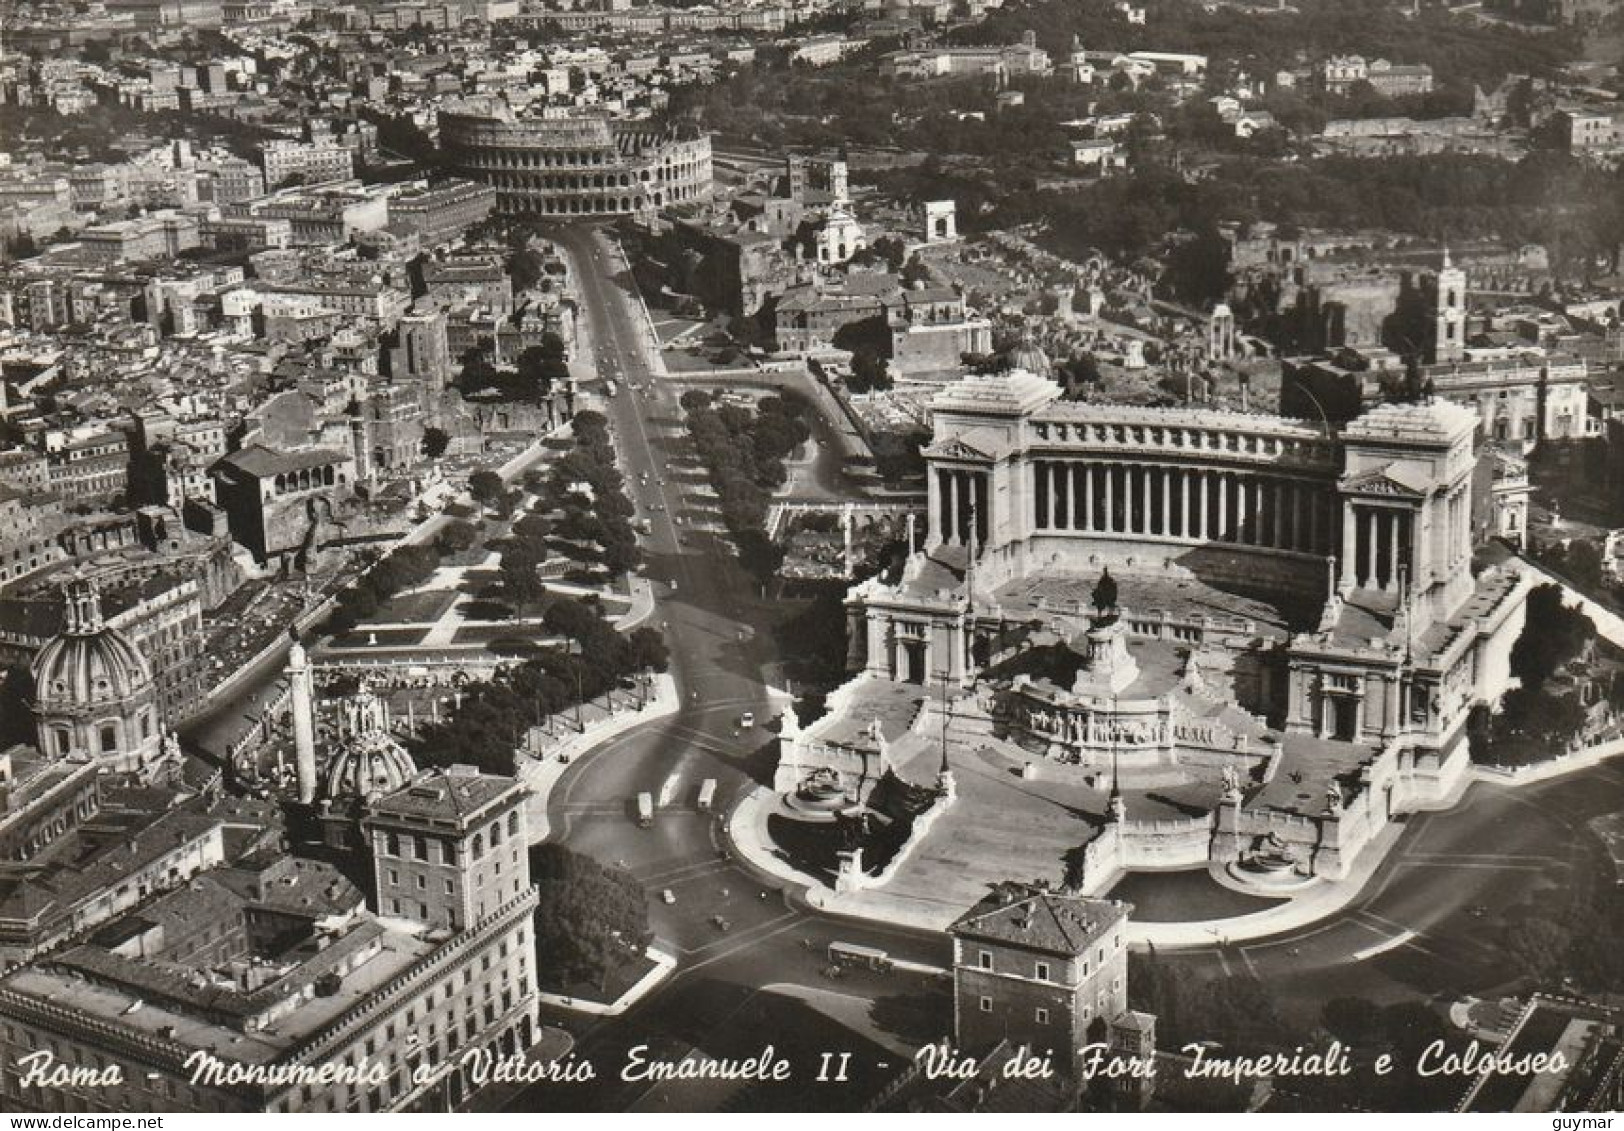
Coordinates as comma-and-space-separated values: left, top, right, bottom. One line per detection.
1387, 512, 1402, 591
1292, 483, 1304, 552
1198, 471, 1209, 540
1341, 504, 1358, 589
1161, 467, 1172, 535
1364, 510, 1379, 588
928, 467, 942, 548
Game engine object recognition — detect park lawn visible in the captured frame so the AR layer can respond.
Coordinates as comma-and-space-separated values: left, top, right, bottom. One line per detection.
662, 347, 746, 374
363, 589, 459, 625
330, 626, 430, 648
450, 623, 560, 646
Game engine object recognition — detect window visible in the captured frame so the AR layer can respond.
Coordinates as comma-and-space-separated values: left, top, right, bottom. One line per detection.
978, 996, 992, 1013
1035, 1008, 1049, 1024
1035, 962, 1050, 981
979, 951, 993, 970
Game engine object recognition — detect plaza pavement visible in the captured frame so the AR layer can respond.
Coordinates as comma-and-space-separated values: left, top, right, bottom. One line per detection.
725, 737, 1624, 951
518, 672, 679, 842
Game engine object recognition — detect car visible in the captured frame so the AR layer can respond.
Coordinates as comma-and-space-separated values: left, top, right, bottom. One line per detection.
740, 712, 755, 728
670, 578, 679, 592
661, 889, 676, 905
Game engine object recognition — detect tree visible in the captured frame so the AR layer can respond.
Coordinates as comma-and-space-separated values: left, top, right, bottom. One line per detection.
515, 345, 568, 398
500, 548, 549, 617
543, 597, 602, 643
468, 470, 505, 507
1509, 584, 1594, 691
337, 584, 379, 620
1503, 918, 1572, 985
434, 519, 479, 555
848, 347, 891, 394
512, 513, 551, 549
627, 627, 670, 673
422, 426, 451, 458
530, 845, 652, 993
736, 528, 785, 583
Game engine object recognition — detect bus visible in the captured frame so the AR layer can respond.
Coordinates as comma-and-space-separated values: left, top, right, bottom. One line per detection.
636, 792, 653, 827
828, 942, 892, 971
697, 778, 717, 812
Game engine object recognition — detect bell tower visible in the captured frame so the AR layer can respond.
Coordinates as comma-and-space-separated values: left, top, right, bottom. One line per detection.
1431, 247, 1466, 364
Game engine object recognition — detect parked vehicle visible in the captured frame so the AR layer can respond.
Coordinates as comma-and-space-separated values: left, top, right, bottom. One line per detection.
829, 942, 892, 971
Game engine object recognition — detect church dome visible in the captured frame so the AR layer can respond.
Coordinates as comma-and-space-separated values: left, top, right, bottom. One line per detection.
1004, 333, 1053, 378
32, 582, 155, 714
320, 682, 417, 803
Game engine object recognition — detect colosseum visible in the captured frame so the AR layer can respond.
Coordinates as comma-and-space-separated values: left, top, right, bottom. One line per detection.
437, 100, 713, 219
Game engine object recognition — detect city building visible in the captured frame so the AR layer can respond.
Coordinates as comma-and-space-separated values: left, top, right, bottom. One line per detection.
387, 179, 497, 247
259, 139, 357, 188
0, 772, 539, 1112
951, 889, 1142, 1061
211, 444, 358, 566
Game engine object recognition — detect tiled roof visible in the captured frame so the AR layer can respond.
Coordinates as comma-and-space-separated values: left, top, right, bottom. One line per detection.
950, 889, 1129, 955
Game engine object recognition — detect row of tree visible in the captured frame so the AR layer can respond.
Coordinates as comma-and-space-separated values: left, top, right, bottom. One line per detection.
679, 390, 812, 582
510, 411, 643, 591
410, 609, 669, 776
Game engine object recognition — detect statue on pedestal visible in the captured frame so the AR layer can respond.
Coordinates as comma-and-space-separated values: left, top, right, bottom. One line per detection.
1092, 567, 1119, 623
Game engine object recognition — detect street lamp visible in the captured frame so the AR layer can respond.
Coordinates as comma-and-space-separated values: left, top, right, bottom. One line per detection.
575, 664, 585, 732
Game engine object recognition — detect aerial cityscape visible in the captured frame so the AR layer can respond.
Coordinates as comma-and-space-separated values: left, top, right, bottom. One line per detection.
2, 0, 1624, 1114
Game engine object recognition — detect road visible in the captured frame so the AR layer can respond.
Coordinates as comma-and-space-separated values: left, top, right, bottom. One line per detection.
504, 226, 951, 1111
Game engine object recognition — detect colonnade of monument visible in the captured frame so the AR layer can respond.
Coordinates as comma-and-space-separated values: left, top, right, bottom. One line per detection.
1024, 460, 1336, 555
